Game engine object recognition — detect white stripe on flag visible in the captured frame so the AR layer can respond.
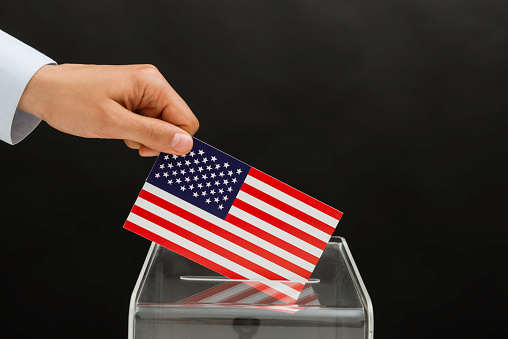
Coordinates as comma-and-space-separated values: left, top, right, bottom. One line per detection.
236, 190, 331, 242
134, 196, 306, 280
238, 290, 274, 304
204, 282, 300, 304
244, 282, 303, 304
169, 303, 304, 314
200, 284, 254, 303
228, 205, 323, 257
143, 183, 315, 271
240, 292, 278, 304
127, 213, 264, 279
244, 175, 340, 226
247, 283, 300, 302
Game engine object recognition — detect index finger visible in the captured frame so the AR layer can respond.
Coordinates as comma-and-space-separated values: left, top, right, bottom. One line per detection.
131, 65, 199, 135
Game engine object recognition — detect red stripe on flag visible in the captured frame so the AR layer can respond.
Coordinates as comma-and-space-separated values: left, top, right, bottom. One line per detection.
181, 282, 243, 303
249, 282, 304, 304
219, 287, 264, 304
253, 285, 302, 305
131, 205, 288, 281
241, 183, 336, 234
225, 214, 320, 266
182, 282, 298, 305
256, 294, 288, 305
282, 281, 306, 289
243, 282, 295, 304
296, 293, 319, 305
254, 290, 295, 304
124, 221, 245, 279
248, 168, 343, 220
232, 198, 327, 249
139, 190, 311, 279
252, 305, 301, 313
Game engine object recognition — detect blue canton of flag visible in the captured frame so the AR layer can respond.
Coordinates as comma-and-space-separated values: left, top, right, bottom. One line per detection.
147, 139, 250, 220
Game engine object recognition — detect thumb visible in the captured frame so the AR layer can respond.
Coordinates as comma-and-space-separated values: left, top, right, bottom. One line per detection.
110, 104, 193, 155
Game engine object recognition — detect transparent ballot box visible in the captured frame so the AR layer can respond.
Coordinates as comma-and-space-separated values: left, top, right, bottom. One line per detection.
129, 236, 373, 339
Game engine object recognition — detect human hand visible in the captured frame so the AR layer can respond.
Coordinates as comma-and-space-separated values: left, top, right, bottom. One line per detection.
17, 64, 199, 156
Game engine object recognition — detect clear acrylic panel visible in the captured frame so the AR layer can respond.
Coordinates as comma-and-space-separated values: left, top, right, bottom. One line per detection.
129, 236, 373, 339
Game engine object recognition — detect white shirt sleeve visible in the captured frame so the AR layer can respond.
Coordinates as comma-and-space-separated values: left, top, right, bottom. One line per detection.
0, 29, 55, 145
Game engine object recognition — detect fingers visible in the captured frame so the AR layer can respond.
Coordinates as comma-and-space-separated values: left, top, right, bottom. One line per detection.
130, 65, 199, 135
124, 139, 141, 149
111, 103, 193, 155
124, 139, 160, 157
138, 145, 160, 157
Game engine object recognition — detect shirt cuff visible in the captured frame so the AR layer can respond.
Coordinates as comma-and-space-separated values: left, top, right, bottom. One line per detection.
0, 29, 56, 145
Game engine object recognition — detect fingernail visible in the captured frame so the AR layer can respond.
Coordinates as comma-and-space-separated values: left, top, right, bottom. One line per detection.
171, 133, 193, 153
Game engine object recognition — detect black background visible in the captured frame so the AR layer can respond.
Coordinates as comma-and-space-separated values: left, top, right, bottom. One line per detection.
1, 0, 507, 338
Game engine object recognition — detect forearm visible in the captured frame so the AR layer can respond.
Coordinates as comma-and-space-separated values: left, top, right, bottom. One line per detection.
0, 29, 55, 144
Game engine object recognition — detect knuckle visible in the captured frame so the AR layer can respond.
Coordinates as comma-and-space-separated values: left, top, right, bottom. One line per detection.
137, 64, 161, 79
189, 115, 200, 135
178, 112, 199, 135
141, 64, 158, 71
131, 65, 165, 88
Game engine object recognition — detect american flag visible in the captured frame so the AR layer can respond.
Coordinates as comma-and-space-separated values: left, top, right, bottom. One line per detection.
124, 138, 342, 302
138, 281, 319, 315
140, 282, 318, 314
181, 281, 320, 306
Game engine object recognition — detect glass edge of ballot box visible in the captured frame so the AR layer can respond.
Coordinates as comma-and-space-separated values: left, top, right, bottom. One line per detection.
128, 236, 374, 339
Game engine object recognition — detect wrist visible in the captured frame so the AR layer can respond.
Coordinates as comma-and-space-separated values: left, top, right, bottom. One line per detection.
17, 64, 56, 120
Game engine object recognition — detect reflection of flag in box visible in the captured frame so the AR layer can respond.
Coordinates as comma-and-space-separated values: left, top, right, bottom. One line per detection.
125, 138, 342, 302
179, 281, 320, 314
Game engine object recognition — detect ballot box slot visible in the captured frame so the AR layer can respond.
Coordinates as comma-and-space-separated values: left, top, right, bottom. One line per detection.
180, 275, 321, 283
